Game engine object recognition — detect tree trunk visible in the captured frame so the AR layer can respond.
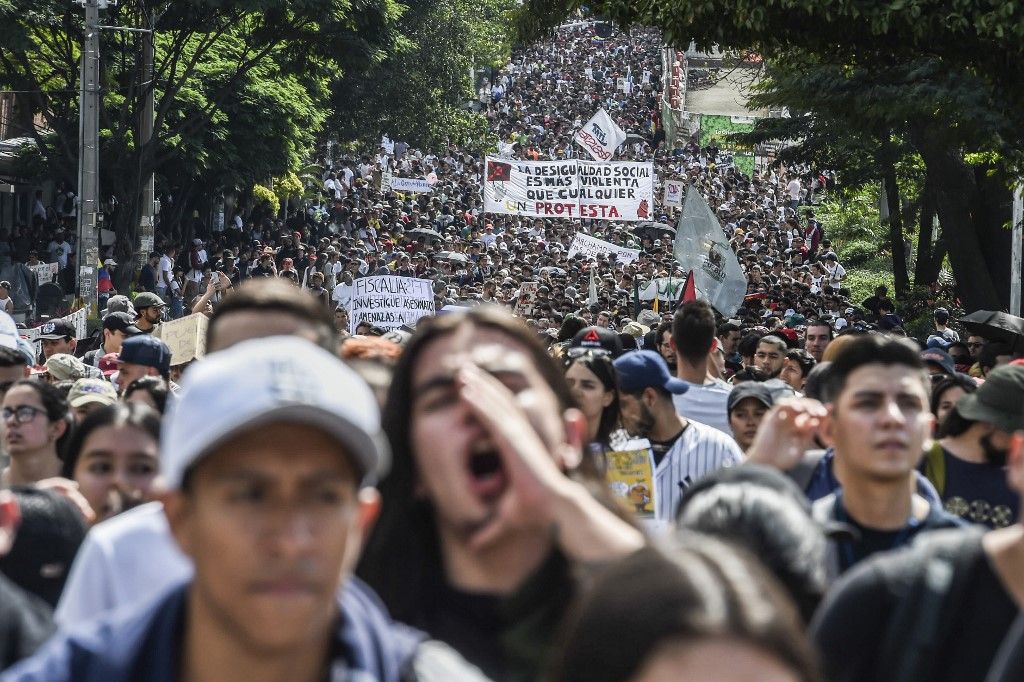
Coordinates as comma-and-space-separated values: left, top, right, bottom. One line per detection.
881, 146, 909, 298
914, 180, 938, 285
909, 126, 1001, 311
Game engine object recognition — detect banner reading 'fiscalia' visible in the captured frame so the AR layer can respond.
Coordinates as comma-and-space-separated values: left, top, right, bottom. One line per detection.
483, 156, 654, 222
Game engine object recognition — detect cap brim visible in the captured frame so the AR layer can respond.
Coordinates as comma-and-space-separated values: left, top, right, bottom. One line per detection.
665, 378, 690, 395
37, 334, 69, 340
123, 325, 143, 335
173, 404, 389, 487
955, 394, 1020, 432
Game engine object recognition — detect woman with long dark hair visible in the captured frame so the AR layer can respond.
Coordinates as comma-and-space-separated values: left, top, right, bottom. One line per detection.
564, 349, 620, 449
358, 306, 642, 681
61, 402, 161, 525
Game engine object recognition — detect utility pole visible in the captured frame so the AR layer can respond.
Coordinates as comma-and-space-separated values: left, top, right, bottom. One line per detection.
75, 0, 107, 318
136, 9, 155, 275
1012, 183, 1022, 316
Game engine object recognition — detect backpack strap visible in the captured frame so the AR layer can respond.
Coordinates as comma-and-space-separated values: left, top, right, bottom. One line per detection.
921, 441, 946, 498
876, 528, 985, 682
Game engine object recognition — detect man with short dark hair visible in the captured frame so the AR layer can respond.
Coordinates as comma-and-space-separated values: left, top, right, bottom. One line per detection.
116, 335, 172, 391
82, 312, 140, 368
779, 349, 815, 392
37, 320, 76, 360
804, 319, 833, 362
754, 335, 787, 378
670, 301, 732, 434
132, 292, 166, 334
932, 307, 959, 343
615, 350, 742, 521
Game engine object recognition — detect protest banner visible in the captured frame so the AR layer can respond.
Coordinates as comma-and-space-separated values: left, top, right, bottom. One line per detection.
23, 307, 89, 354
380, 166, 393, 192
153, 313, 208, 365
567, 233, 640, 264
574, 108, 626, 161
663, 179, 684, 207
483, 157, 654, 222
605, 440, 657, 520
390, 177, 433, 194
28, 262, 59, 284
514, 281, 539, 315
672, 184, 748, 317
348, 276, 435, 334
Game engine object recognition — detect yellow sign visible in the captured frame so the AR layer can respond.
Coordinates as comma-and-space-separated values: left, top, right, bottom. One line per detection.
605, 443, 656, 518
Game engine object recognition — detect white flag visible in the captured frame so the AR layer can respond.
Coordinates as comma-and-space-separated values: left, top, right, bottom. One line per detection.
574, 108, 627, 162
588, 267, 598, 306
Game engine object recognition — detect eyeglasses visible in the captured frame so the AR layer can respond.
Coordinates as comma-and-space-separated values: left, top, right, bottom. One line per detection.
2, 405, 45, 424
566, 347, 611, 360
950, 356, 970, 365
967, 342, 985, 350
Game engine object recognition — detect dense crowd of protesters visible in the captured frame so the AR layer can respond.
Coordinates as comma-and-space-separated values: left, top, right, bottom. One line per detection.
1, 20, 1023, 682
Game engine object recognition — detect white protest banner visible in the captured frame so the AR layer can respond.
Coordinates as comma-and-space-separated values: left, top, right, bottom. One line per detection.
380, 166, 393, 192
514, 281, 539, 315
28, 262, 59, 284
390, 177, 433, 194
483, 156, 654, 222
663, 179, 684, 207
574, 108, 627, 161
567, 233, 640, 264
153, 313, 208, 365
23, 308, 89, 354
348, 276, 435, 334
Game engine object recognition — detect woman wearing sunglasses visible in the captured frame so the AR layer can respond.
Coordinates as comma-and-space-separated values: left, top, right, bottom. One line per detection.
564, 349, 622, 454
0, 379, 71, 486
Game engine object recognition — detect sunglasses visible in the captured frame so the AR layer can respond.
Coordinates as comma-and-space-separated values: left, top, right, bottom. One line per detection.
566, 347, 612, 360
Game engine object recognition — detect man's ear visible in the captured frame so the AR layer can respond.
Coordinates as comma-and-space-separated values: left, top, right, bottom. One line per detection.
161, 491, 196, 559
818, 403, 837, 449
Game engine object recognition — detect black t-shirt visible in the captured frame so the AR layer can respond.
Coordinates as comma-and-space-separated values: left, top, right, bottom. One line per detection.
813, 529, 1017, 682
938, 448, 1019, 529
416, 551, 573, 682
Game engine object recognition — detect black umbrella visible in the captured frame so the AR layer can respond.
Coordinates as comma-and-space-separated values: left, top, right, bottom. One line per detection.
959, 310, 1024, 351
406, 227, 442, 240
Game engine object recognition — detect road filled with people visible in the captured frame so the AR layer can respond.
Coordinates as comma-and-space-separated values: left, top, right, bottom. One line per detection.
2, 20, 1024, 682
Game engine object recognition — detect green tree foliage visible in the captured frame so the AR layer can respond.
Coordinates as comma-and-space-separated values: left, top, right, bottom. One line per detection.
329, 0, 516, 150
0, 0, 402, 284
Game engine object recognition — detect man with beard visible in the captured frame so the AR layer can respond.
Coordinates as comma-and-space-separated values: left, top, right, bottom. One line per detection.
922, 365, 1023, 528
754, 335, 787, 378
614, 350, 743, 522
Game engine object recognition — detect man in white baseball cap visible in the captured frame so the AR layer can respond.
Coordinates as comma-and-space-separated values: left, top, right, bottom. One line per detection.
16, 336, 485, 680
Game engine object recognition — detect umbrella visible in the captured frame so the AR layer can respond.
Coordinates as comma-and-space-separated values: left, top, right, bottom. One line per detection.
633, 221, 676, 242
406, 227, 442, 240
435, 251, 469, 263
959, 310, 1024, 351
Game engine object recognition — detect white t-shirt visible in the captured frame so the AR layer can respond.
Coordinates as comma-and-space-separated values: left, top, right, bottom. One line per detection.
671, 378, 733, 436
787, 179, 802, 200
55, 503, 192, 627
331, 282, 353, 309
157, 254, 174, 291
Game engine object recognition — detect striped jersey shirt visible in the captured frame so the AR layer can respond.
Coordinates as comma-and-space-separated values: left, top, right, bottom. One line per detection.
655, 420, 744, 521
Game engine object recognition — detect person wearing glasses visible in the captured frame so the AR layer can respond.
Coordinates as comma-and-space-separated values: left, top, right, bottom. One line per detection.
0, 380, 71, 486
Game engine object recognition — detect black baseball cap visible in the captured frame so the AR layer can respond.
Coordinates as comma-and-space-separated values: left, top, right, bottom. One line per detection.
571, 326, 624, 357
727, 382, 775, 414
102, 312, 142, 336
37, 320, 76, 340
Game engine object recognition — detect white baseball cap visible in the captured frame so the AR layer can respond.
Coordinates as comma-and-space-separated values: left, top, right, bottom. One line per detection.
161, 336, 389, 489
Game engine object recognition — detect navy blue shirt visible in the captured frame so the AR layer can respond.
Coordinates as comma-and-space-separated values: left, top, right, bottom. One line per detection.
935, 448, 1019, 528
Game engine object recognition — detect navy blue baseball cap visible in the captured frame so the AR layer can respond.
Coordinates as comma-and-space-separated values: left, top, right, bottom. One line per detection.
118, 335, 172, 373
613, 350, 689, 395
